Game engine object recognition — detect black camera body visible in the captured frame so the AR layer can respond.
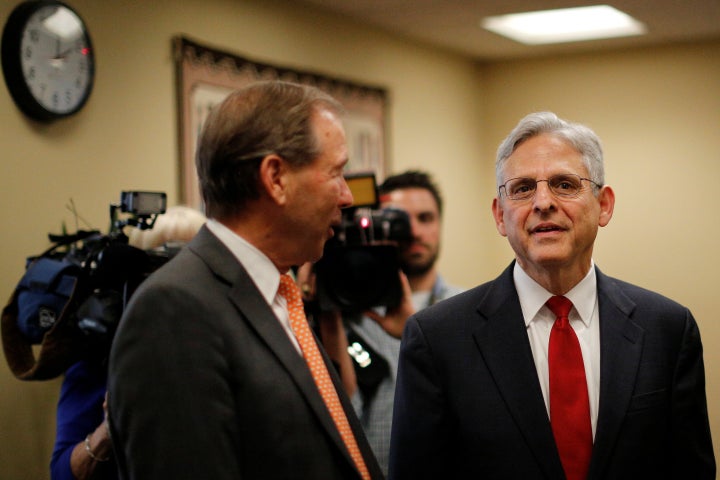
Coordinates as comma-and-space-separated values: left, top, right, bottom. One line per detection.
8, 192, 169, 370
314, 173, 411, 313
74, 191, 168, 340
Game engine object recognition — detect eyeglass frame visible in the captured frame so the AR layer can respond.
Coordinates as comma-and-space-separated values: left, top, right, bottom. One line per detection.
498, 173, 603, 201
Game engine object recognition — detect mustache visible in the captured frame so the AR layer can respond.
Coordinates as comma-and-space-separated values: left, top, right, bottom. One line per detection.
401, 239, 430, 249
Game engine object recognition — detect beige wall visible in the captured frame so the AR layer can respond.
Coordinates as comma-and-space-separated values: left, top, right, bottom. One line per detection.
0, 1, 484, 477
0, 0, 717, 477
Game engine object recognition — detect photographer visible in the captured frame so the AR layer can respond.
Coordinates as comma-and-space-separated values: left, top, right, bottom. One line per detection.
50, 205, 206, 480
315, 170, 464, 476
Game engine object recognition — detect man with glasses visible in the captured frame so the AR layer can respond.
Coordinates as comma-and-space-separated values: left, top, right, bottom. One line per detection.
389, 111, 715, 479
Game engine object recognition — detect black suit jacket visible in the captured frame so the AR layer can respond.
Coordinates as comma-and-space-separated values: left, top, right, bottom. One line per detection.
389, 263, 714, 479
108, 226, 383, 479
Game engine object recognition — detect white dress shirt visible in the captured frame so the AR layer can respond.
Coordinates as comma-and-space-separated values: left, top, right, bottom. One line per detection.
205, 219, 301, 353
513, 261, 601, 438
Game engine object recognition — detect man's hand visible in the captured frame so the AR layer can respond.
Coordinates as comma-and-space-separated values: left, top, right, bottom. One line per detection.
364, 271, 415, 339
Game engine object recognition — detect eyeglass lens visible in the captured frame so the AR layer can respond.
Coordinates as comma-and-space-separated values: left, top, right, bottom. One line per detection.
503, 174, 586, 200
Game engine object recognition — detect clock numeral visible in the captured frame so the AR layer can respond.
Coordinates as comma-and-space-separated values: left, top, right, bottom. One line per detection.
29, 29, 39, 43
24, 45, 33, 60
27, 66, 36, 81
65, 89, 73, 105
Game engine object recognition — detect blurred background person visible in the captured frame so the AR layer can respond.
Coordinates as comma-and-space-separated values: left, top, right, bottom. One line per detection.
310, 170, 463, 475
351, 170, 463, 475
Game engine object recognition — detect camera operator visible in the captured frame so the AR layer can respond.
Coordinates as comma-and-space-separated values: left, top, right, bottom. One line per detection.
314, 170, 464, 476
50, 205, 206, 480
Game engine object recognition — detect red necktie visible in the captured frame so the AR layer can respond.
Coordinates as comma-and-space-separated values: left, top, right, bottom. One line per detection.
278, 274, 371, 480
547, 295, 592, 480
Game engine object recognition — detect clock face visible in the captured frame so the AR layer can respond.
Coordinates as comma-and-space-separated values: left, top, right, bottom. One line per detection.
21, 5, 93, 115
2, 1, 95, 121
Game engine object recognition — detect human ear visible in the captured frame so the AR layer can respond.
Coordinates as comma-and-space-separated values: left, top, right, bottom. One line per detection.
597, 185, 615, 227
258, 154, 289, 205
492, 197, 508, 237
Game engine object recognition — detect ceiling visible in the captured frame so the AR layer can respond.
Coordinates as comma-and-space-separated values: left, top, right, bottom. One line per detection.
295, 0, 720, 61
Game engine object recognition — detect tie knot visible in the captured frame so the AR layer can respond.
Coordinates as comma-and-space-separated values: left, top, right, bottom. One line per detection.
278, 274, 301, 303
547, 295, 573, 320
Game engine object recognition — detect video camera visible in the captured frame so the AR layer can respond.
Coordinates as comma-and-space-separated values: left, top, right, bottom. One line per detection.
314, 173, 411, 313
70, 191, 169, 335
1, 191, 169, 380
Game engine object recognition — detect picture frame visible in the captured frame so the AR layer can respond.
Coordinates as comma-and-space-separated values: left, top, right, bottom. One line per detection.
174, 36, 388, 208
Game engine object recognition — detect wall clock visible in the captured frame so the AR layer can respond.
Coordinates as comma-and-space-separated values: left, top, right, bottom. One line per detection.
1, 1, 95, 121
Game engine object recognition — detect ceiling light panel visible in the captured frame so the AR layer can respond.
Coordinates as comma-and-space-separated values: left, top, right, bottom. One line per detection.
481, 5, 647, 45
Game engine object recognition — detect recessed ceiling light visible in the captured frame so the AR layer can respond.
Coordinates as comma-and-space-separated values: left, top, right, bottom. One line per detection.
481, 5, 646, 45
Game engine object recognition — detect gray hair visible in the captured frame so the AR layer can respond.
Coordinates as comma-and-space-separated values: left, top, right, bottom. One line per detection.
495, 112, 604, 192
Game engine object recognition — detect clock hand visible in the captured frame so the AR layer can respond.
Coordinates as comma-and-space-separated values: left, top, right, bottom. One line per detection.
54, 47, 76, 60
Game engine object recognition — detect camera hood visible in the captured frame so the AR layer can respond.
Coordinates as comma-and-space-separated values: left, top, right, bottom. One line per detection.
315, 244, 403, 313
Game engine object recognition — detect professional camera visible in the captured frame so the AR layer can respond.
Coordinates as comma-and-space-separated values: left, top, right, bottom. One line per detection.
314, 173, 411, 313
1, 191, 169, 381
69, 191, 169, 337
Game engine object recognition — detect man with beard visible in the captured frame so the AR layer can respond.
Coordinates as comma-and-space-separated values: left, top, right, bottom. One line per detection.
340, 170, 464, 475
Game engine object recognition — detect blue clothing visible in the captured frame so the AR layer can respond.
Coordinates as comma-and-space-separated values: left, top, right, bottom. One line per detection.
51, 360, 117, 480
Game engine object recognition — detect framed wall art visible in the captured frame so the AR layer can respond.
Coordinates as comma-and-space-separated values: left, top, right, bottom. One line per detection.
174, 36, 388, 208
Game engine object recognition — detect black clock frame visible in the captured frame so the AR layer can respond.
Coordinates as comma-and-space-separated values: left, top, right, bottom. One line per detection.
1, 0, 95, 121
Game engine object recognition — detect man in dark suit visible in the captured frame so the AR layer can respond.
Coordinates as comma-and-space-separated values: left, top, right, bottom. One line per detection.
108, 81, 383, 479
389, 111, 715, 479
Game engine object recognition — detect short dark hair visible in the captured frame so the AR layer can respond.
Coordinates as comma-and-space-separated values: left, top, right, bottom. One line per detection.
195, 80, 343, 219
379, 170, 443, 215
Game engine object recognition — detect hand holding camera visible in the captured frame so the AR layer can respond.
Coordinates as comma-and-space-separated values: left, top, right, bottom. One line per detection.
361, 270, 414, 339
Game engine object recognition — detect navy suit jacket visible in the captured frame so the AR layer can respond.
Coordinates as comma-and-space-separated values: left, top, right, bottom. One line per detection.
108, 226, 383, 479
389, 263, 714, 479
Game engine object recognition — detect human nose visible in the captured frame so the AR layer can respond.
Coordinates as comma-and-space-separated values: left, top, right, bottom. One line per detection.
409, 217, 422, 239
532, 180, 556, 209
339, 177, 353, 208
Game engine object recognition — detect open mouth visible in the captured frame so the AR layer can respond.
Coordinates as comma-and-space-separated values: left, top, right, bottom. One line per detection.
532, 224, 564, 234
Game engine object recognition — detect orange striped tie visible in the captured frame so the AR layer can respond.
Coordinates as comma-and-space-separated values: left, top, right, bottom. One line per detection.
278, 274, 371, 480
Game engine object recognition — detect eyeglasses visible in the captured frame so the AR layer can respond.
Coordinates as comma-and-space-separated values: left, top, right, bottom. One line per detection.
499, 174, 601, 201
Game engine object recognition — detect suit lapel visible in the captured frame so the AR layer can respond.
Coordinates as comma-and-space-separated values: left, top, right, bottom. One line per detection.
588, 270, 644, 479
471, 264, 566, 479
469, 264, 646, 480
228, 276, 378, 477
188, 228, 368, 475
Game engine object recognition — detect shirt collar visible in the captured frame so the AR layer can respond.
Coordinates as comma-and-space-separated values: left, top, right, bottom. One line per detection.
205, 219, 284, 306
513, 261, 597, 328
